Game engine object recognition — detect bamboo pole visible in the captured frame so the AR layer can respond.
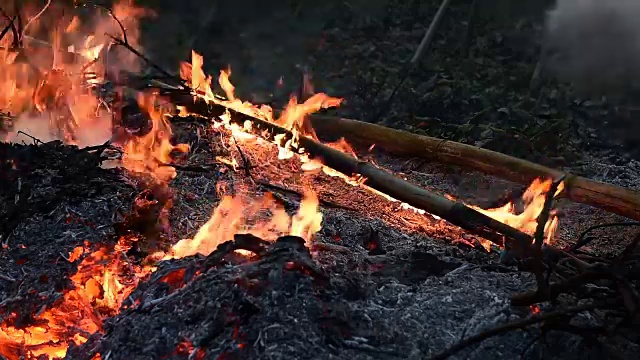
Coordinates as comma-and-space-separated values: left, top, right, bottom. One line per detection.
173, 97, 535, 253
307, 114, 640, 221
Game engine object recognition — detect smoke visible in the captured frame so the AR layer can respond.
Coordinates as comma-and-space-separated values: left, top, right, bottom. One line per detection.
543, 0, 640, 96
5, 113, 112, 149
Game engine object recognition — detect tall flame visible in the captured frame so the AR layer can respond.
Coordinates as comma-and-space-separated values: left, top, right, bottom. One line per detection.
120, 92, 190, 182
0, 0, 150, 147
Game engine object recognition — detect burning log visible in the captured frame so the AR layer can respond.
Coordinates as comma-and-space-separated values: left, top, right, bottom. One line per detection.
170, 97, 536, 254
307, 114, 640, 221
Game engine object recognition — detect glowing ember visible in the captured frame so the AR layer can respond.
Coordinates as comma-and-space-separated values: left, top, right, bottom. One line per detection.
0, 236, 153, 360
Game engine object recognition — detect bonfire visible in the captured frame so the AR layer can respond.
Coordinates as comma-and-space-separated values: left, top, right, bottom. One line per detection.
0, 1, 639, 360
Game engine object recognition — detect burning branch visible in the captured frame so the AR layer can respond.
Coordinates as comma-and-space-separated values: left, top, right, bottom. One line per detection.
167, 96, 537, 254
307, 114, 640, 222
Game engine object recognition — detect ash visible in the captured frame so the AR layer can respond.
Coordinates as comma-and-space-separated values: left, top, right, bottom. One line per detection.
0, 141, 136, 328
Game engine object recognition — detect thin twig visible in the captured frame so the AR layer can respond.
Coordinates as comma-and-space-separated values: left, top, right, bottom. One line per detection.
231, 135, 253, 180
534, 176, 565, 250
82, 140, 113, 152
106, 34, 184, 86
76, 1, 128, 44
374, 0, 452, 125
16, 131, 44, 144
0, 15, 16, 42
20, 0, 51, 41
570, 222, 640, 252
530, 176, 565, 290
0, 7, 19, 47
255, 179, 357, 212
429, 301, 610, 360
618, 231, 640, 262
462, 0, 478, 58
159, 163, 214, 173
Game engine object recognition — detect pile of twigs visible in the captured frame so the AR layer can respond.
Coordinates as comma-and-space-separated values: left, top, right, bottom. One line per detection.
433, 205, 640, 358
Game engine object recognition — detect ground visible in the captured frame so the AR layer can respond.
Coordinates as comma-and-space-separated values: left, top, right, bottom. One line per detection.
1, 1, 639, 360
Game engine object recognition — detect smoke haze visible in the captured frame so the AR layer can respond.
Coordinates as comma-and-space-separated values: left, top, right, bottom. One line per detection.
543, 0, 640, 96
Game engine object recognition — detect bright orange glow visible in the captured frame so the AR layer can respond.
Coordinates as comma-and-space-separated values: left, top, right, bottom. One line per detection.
454, 178, 564, 250
0, 1, 567, 357
178, 51, 564, 252
162, 188, 322, 260
120, 91, 189, 181
0, 0, 151, 147
0, 237, 153, 360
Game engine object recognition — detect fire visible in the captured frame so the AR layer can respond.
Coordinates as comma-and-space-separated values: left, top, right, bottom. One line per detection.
0, 237, 152, 360
178, 51, 564, 251
0, 1, 568, 357
162, 188, 322, 260
464, 178, 564, 250
179, 51, 346, 143
119, 91, 189, 182
0, 0, 149, 147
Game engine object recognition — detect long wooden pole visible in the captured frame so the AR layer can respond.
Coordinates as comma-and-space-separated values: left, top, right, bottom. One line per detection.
308, 114, 640, 221
172, 97, 535, 253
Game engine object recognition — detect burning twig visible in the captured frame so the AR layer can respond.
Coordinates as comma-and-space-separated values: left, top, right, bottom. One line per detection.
529, 176, 565, 292
231, 135, 253, 180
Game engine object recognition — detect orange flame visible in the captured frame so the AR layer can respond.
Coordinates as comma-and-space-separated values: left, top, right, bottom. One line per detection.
0, 0, 149, 147
162, 189, 322, 260
178, 51, 563, 250
0, 237, 153, 360
119, 91, 189, 181
462, 178, 564, 250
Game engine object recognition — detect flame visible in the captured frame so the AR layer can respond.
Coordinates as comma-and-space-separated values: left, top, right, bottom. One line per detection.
163, 188, 322, 260
0, 3, 567, 357
0, 2, 161, 357
0, 237, 153, 360
465, 178, 564, 250
0, 0, 149, 147
119, 91, 189, 181
178, 51, 563, 250
179, 51, 344, 141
